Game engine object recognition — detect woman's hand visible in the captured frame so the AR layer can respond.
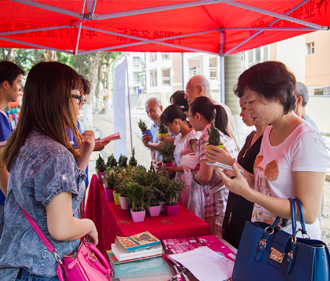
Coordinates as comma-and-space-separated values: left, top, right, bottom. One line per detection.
94, 139, 111, 151
217, 159, 251, 199
206, 145, 233, 166
142, 134, 151, 147
80, 130, 95, 156
86, 223, 99, 245
159, 135, 174, 145
152, 160, 163, 171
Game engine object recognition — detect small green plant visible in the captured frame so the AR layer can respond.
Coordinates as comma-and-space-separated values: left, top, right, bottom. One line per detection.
138, 119, 148, 133
125, 182, 146, 212
207, 122, 221, 146
158, 121, 168, 134
107, 154, 117, 168
118, 154, 128, 168
129, 148, 138, 167
157, 141, 175, 163
164, 180, 185, 206
95, 154, 106, 172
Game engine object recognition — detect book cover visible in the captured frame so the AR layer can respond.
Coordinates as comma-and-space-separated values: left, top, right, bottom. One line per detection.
115, 231, 161, 252
111, 243, 163, 261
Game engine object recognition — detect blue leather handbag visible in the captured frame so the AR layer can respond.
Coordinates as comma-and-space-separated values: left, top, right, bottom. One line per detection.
232, 198, 330, 281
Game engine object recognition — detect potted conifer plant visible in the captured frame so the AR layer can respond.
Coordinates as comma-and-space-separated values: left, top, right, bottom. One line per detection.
118, 154, 128, 168
107, 154, 117, 168
138, 119, 153, 139
158, 121, 169, 138
164, 178, 185, 216
126, 182, 146, 223
113, 169, 125, 205
128, 148, 138, 167
206, 122, 224, 156
145, 185, 163, 217
103, 169, 117, 202
158, 141, 175, 167
95, 154, 106, 182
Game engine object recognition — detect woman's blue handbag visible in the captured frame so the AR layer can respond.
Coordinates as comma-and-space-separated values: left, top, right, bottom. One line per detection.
232, 198, 330, 281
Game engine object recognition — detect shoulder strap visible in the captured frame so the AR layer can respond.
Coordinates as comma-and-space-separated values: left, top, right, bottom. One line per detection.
19, 205, 65, 281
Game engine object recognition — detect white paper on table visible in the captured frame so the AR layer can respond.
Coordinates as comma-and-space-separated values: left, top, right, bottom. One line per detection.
169, 246, 234, 281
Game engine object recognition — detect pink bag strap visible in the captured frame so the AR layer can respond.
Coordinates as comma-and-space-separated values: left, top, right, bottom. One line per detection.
19, 205, 65, 281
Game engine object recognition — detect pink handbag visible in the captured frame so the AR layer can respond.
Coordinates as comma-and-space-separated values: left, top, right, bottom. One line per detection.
20, 206, 111, 281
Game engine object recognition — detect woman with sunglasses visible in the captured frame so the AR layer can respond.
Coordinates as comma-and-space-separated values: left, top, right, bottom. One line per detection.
0, 62, 98, 280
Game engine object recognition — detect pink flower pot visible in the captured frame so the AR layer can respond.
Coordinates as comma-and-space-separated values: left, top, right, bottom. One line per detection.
165, 162, 173, 168
146, 205, 161, 217
164, 203, 179, 216
105, 189, 114, 202
119, 196, 128, 210
130, 209, 146, 223
97, 171, 105, 182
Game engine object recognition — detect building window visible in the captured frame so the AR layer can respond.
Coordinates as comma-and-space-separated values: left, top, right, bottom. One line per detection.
162, 53, 170, 60
149, 53, 157, 62
162, 69, 171, 86
246, 46, 269, 67
132, 57, 140, 67
306, 42, 314, 55
189, 66, 200, 78
150, 71, 157, 87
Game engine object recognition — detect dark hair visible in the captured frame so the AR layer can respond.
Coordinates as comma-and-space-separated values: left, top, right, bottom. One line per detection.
170, 90, 188, 111
233, 61, 296, 114
190, 96, 229, 136
160, 104, 187, 125
0, 61, 25, 86
3, 62, 82, 171
79, 74, 91, 95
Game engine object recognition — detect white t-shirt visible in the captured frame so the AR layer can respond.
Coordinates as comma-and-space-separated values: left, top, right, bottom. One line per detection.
252, 122, 329, 239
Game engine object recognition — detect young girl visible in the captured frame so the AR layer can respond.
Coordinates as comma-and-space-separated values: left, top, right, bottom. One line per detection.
188, 96, 238, 237
160, 104, 200, 181
0, 62, 97, 281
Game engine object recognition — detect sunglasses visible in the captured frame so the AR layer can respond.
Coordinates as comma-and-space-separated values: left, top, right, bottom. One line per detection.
72, 94, 82, 105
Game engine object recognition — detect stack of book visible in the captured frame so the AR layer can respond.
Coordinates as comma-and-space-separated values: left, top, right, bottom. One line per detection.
110, 231, 163, 262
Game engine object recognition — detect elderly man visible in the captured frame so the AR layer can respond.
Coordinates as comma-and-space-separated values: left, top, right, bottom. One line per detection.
185, 74, 236, 142
142, 98, 163, 162
294, 82, 318, 130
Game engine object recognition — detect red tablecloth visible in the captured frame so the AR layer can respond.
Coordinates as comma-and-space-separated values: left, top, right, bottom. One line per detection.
85, 174, 210, 256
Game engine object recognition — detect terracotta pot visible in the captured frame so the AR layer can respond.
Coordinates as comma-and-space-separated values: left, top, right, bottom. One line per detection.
105, 189, 114, 202
164, 203, 179, 216
146, 205, 161, 217
97, 171, 105, 182
130, 208, 146, 223
113, 191, 121, 205
119, 196, 128, 210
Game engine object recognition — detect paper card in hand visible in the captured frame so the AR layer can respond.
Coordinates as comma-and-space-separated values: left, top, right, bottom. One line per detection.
99, 132, 121, 142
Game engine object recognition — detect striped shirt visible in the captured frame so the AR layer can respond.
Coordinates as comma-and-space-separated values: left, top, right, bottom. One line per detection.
197, 123, 238, 218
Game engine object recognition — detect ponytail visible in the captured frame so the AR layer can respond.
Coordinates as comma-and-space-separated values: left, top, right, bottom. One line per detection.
190, 96, 229, 136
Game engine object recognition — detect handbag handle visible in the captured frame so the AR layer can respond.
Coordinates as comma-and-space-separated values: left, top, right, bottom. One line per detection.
19, 205, 65, 281
289, 198, 297, 236
294, 198, 309, 237
84, 241, 111, 272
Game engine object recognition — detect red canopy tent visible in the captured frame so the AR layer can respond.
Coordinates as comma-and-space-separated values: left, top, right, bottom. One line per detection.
1, 0, 330, 98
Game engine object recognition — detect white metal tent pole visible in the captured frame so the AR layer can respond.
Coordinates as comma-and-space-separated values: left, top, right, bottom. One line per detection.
219, 29, 225, 103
